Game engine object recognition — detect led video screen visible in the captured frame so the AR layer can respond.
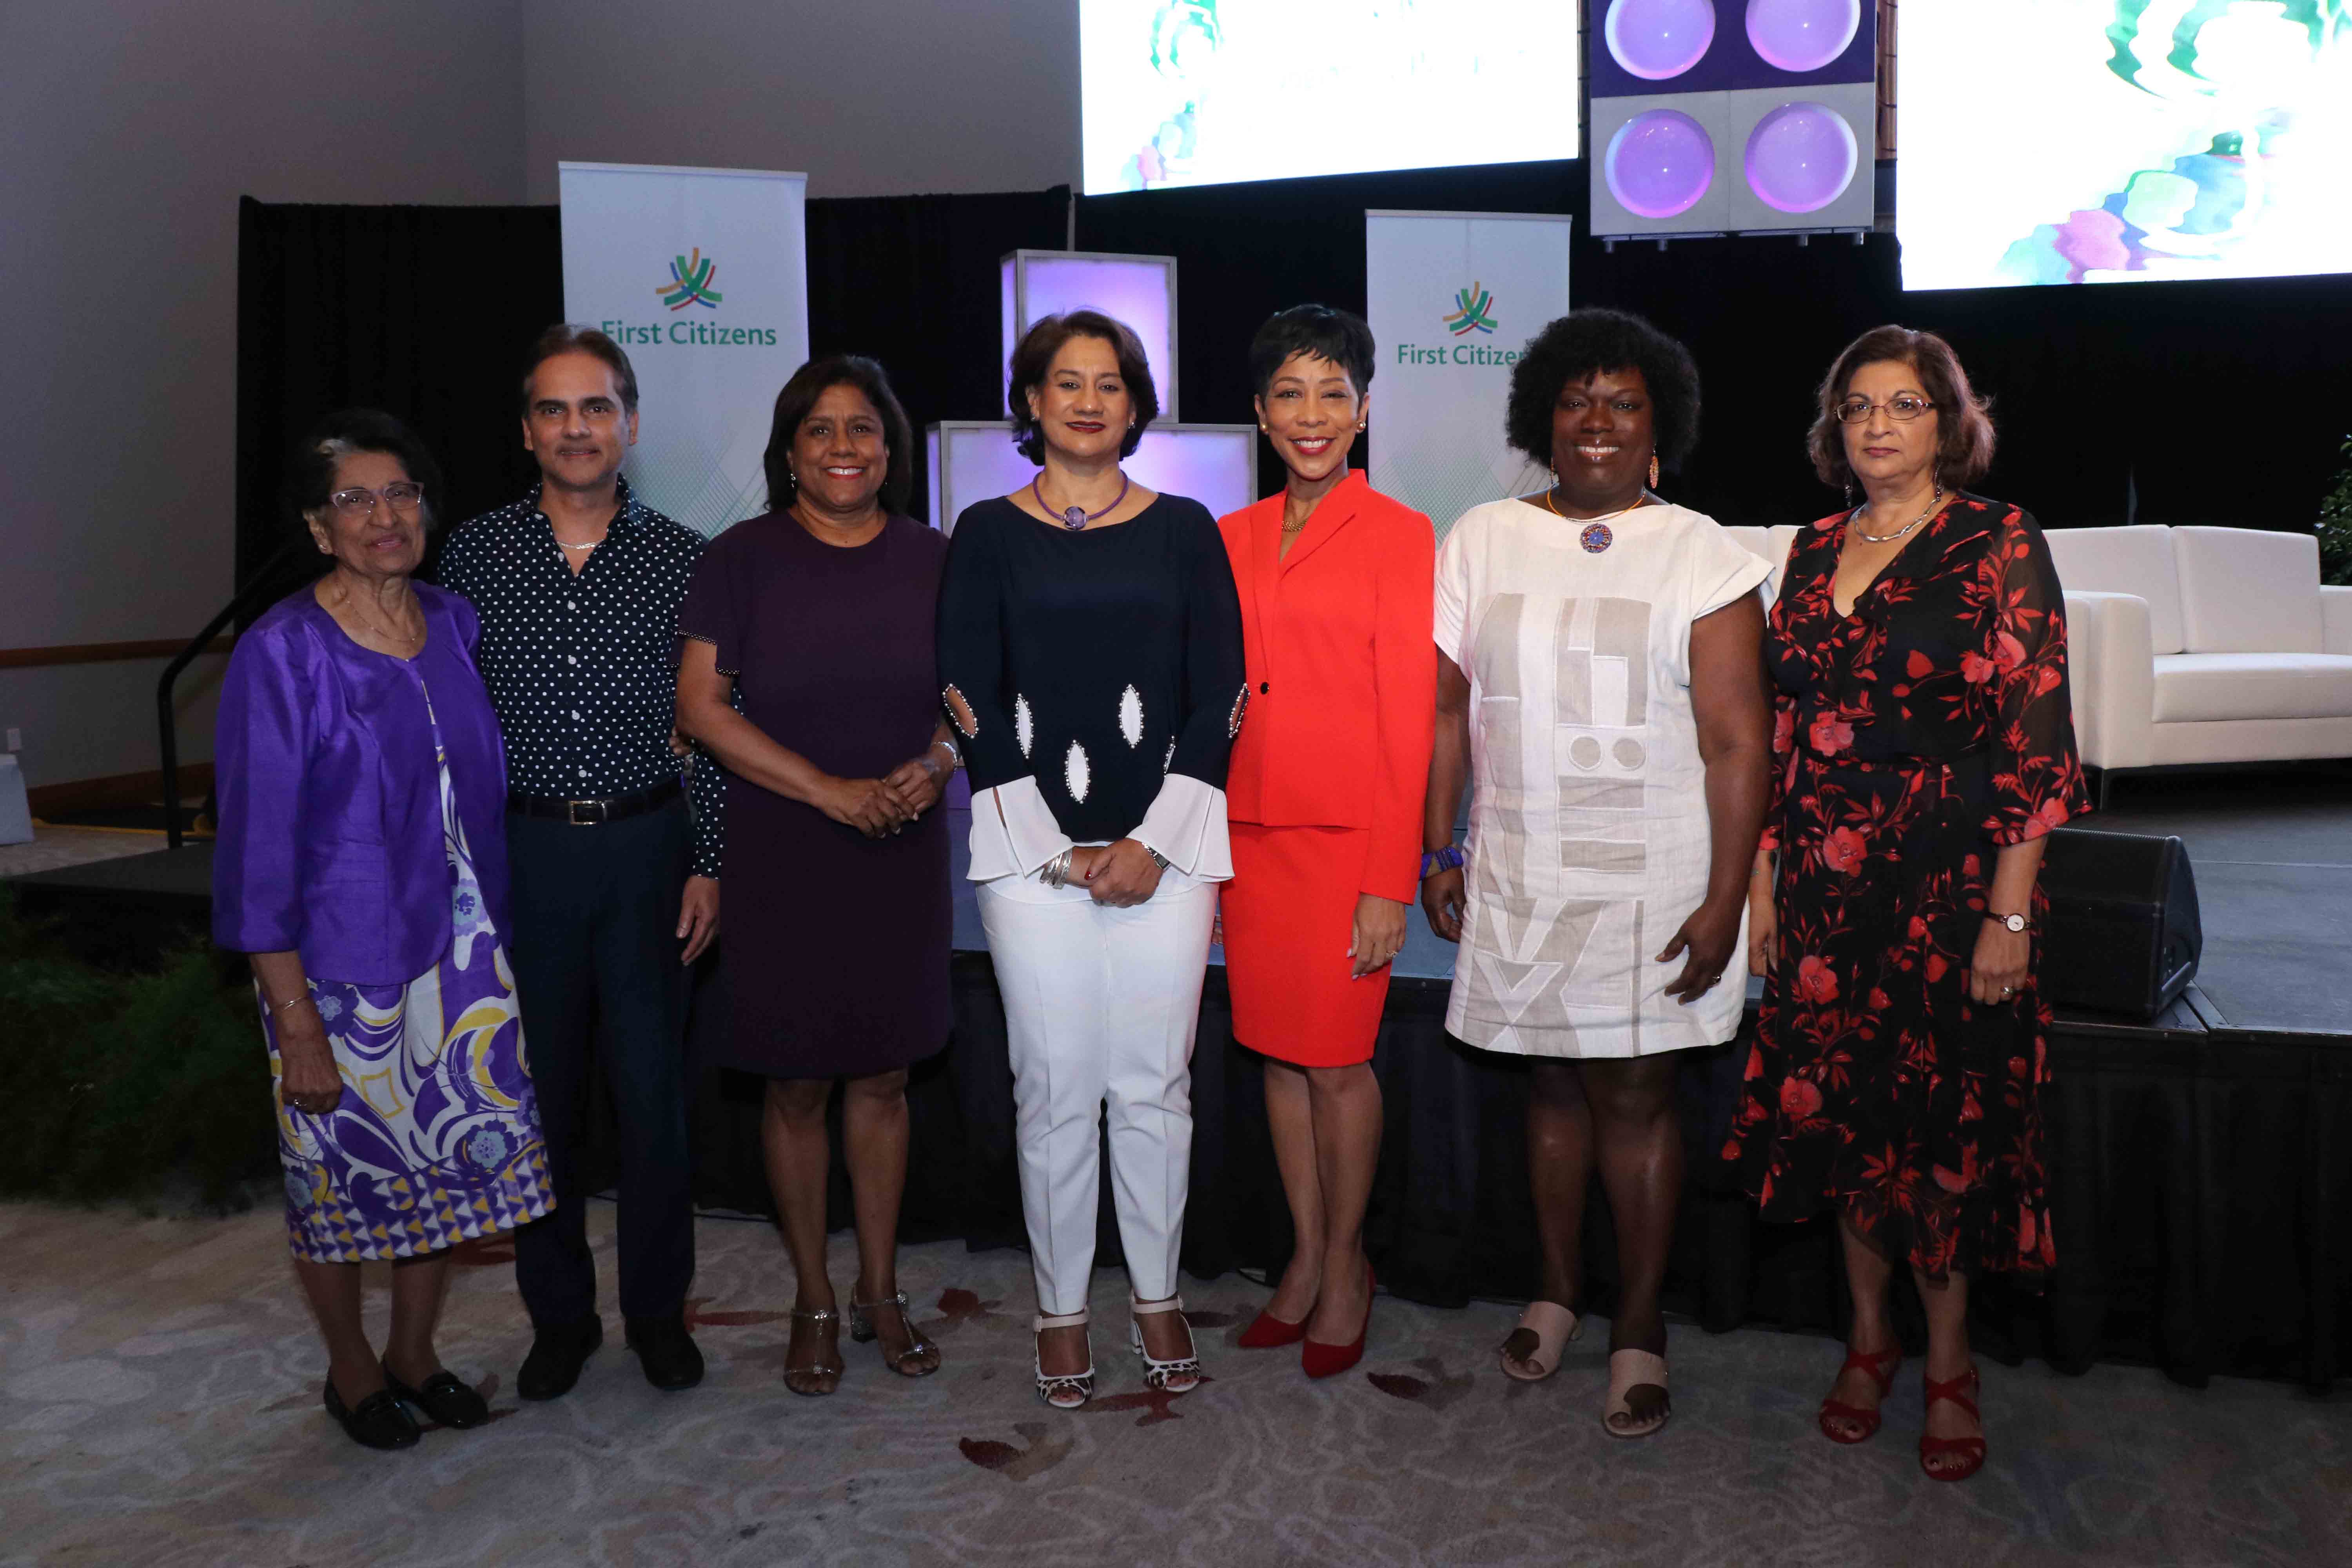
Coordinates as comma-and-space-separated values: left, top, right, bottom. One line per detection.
1900, 0, 2352, 290
1080, 1, 1581, 193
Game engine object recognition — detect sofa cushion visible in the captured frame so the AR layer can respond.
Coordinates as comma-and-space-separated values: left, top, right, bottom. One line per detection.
2172, 526, 2322, 655
2043, 525, 2185, 654
2151, 652, 2352, 723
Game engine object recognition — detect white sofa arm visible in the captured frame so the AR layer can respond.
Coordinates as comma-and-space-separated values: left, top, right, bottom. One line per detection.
2323, 584, 2352, 655
2063, 591, 2156, 770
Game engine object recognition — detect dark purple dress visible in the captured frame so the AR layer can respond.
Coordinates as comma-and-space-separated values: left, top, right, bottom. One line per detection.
680, 512, 951, 1078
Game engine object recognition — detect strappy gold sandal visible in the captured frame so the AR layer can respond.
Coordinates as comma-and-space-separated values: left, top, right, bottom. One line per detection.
1033, 1310, 1094, 1409
783, 1306, 843, 1397
848, 1290, 940, 1377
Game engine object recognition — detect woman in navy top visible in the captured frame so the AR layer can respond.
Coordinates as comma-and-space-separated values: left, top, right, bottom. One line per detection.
937, 310, 1245, 1409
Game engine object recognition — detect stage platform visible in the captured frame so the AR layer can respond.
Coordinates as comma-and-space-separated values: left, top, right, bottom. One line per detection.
9, 782, 2350, 1040
9, 782, 2348, 1388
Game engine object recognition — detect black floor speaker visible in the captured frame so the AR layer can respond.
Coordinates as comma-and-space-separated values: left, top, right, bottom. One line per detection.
2036, 828, 2202, 1020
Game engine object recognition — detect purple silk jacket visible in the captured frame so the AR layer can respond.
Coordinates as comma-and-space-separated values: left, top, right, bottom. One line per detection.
212, 583, 510, 986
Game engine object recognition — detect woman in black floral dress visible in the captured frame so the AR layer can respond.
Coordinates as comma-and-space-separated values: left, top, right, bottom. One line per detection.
1727, 326, 2088, 1483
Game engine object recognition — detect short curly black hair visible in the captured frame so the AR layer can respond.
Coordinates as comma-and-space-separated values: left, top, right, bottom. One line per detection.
1505, 307, 1701, 471
1007, 310, 1160, 465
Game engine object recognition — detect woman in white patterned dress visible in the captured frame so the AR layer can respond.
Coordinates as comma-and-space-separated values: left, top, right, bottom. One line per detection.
1421, 310, 1772, 1437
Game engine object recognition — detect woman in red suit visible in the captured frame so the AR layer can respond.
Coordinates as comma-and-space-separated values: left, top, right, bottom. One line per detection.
1218, 305, 1435, 1377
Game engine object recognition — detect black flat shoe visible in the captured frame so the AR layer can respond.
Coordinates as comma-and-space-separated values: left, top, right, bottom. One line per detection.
517, 1316, 603, 1402
383, 1361, 492, 1429
624, 1312, 705, 1391
323, 1378, 420, 1451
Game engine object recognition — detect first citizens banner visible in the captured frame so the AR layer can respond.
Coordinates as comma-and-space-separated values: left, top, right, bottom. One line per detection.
559, 162, 810, 537
1365, 210, 1574, 541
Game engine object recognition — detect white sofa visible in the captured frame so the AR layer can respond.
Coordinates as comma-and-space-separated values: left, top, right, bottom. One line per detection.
1722, 523, 1801, 600
2043, 524, 2352, 779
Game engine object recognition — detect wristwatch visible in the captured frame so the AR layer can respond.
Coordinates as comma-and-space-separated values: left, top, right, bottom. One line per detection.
1986, 911, 2031, 933
1420, 844, 1466, 880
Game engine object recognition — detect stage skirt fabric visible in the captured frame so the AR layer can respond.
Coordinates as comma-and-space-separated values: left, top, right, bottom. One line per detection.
1222, 823, 1388, 1067
260, 695, 551, 1263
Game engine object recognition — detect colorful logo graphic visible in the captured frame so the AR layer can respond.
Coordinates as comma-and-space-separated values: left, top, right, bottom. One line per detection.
1443, 281, 1497, 336
657, 249, 724, 311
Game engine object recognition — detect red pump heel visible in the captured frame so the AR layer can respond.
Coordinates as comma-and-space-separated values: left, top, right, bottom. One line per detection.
1301, 1264, 1375, 1379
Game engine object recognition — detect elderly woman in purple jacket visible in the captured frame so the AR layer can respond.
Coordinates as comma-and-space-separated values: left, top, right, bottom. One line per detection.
214, 410, 551, 1452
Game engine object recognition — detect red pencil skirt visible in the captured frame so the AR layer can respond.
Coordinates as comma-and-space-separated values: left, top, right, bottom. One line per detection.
1221, 823, 1389, 1067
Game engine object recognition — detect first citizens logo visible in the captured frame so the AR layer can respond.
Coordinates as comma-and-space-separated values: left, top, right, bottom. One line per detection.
601, 246, 779, 348
1398, 281, 1521, 368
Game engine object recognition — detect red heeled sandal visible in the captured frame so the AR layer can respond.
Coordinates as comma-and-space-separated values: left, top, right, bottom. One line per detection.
1918, 1368, 1987, 1482
1817, 1346, 1902, 1444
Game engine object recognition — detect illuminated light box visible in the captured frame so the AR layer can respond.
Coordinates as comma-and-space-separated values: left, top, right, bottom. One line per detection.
1900, 0, 2352, 290
1079, 0, 1580, 193
1002, 250, 1180, 418
928, 421, 1257, 537
1590, 0, 1877, 241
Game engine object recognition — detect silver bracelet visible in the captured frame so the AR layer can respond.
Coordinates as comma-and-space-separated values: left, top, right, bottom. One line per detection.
1041, 848, 1074, 889
1143, 846, 1171, 871
934, 734, 962, 768
272, 992, 310, 1015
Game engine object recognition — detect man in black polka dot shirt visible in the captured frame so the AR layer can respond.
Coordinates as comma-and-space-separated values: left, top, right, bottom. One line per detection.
436, 325, 718, 1399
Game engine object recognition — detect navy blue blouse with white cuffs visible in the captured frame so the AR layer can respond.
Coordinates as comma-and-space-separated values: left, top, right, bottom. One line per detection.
936, 494, 1247, 878
434, 476, 724, 878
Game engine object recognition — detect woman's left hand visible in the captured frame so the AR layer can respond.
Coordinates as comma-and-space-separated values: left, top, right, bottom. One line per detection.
881, 752, 946, 818
1084, 839, 1164, 907
1656, 896, 1743, 1005
1349, 894, 1408, 979
1969, 919, 2032, 1006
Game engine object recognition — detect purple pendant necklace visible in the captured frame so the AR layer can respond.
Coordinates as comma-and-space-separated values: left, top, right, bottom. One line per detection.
1034, 474, 1129, 530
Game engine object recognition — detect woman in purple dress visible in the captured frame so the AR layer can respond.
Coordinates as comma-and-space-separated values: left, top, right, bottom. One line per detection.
676, 357, 953, 1396
214, 410, 551, 1452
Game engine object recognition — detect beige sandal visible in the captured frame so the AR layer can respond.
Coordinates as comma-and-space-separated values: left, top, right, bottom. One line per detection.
1603, 1348, 1670, 1438
1499, 1301, 1583, 1382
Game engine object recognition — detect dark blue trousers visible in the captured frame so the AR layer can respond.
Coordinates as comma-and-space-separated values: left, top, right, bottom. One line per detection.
506, 799, 695, 1326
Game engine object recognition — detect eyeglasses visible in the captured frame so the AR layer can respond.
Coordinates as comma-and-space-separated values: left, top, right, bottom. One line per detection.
326, 481, 425, 517
1835, 395, 1935, 424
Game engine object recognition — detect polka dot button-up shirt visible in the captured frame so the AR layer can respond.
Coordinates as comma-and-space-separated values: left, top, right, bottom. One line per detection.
436, 477, 723, 877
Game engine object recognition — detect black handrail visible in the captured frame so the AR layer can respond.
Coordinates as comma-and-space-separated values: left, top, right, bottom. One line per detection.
156, 539, 307, 849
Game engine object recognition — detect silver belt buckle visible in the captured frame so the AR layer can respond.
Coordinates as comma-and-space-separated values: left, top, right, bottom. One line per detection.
565, 798, 608, 826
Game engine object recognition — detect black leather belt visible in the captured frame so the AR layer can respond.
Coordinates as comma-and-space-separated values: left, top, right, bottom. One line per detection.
508, 777, 681, 825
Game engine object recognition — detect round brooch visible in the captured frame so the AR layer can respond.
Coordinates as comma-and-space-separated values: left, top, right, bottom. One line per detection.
1580, 522, 1614, 554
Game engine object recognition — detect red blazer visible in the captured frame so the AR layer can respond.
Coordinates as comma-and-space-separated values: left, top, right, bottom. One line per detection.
1218, 471, 1436, 904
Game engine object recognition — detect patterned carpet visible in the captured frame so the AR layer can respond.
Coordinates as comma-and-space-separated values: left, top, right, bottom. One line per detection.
3, 1199, 2343, 1568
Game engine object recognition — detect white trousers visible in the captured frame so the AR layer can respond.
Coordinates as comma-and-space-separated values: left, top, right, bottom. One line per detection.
977, 867, 1218, 1317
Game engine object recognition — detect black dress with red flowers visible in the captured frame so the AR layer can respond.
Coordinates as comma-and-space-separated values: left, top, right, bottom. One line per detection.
1726, 495, 2090, 1282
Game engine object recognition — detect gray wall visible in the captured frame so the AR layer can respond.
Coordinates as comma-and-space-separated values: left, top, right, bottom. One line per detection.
521, 0, 1080, 202
3, 0, 1080, 795
2, 1, 528, 790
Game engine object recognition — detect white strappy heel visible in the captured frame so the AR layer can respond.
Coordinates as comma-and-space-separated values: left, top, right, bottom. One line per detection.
1033, 1309, 1094, 1409
1129, 1294, 1201, 1394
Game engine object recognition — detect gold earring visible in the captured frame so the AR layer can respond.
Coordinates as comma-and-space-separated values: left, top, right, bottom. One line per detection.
1649, 454, 1661, 488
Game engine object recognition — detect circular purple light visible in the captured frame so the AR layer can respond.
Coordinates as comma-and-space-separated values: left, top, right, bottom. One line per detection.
1604, 0, 1718, 82
1606, 110, 1717, 219
1743, 102, 1858, 213
1745, 0, 1861, 73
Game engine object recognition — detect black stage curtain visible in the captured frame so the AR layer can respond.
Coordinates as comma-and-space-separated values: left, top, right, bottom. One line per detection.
648, 959, 2352, 1393
1077, 159, 2352, 534
233, 189, 1070, 597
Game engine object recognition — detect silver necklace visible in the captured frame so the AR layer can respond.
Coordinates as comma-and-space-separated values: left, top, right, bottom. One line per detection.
1853, 485, 1943, 544
557, 537, 601, 552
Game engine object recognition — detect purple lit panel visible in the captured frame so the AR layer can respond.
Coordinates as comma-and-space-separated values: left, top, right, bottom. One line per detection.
1003, 251, 1180, 418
